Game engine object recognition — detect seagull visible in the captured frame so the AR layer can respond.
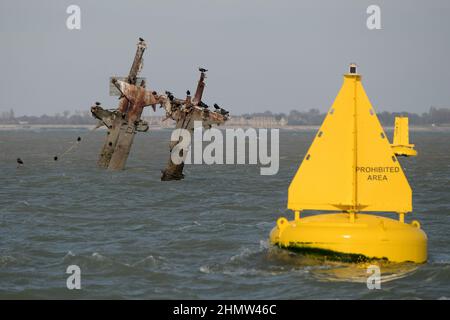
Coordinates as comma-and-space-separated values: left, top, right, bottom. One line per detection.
199, 67, 208, 73
17, 158, 24, 165
213, 103, 220, 110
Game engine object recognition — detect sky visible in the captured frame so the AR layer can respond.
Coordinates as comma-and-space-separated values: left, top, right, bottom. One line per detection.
1, 0, 450, 116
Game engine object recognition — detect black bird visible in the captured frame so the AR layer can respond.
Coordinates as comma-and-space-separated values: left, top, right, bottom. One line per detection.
17, 158, 24, 165
77, 137, 81, 142
169, 94, 174, 101
139, 37, 144, 42
186, 90, 191, 96
95, 102, 101, 106
54, 156, 58, 161
220, 108, 229, 116
152, 91, 157, 95
199, 67, 208, 73
213, 103, 220, 110
165, 91, 172, 96
199, 101, 209, 109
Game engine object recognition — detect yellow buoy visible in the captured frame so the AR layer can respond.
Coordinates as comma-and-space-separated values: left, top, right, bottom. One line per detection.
270, 64, 427, 263
391, 116, 418, 157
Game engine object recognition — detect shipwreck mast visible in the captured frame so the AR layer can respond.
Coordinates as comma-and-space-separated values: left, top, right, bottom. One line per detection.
161, 68, 229, 181
96, 38, 147, 168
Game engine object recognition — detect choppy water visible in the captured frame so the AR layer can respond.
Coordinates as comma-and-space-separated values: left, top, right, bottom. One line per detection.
0, 129, 449, 299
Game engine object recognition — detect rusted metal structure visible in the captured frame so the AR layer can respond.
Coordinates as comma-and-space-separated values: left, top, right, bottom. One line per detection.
160, 69, 229, 181
91, 38, 148, 169
107, 79, 160, 170
90, 39, 229, 178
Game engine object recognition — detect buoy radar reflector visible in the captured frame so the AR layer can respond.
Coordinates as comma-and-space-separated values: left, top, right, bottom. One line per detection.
270, 64, 427, 263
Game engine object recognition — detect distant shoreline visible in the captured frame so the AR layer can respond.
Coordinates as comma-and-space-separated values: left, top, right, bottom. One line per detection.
1, 124, 450, 132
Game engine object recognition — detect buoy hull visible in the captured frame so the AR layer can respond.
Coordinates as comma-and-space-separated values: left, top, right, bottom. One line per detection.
270, 213, 427, 263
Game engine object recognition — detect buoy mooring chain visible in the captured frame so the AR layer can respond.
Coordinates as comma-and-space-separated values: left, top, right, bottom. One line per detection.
16, 135, 84, 166
270, 63, 427, 264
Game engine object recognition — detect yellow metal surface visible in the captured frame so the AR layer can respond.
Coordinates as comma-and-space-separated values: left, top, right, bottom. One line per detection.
391, 146, 418, 157
270, 213, 427, 263
391, 116, 417, 157
288, 73, 412, 213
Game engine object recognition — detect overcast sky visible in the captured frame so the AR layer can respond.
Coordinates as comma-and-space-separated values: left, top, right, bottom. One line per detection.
1, 0, 449, 116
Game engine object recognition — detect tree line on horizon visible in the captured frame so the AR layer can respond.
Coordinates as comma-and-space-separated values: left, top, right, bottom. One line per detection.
1, 107, 450, 126
243, 107, 450, 126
